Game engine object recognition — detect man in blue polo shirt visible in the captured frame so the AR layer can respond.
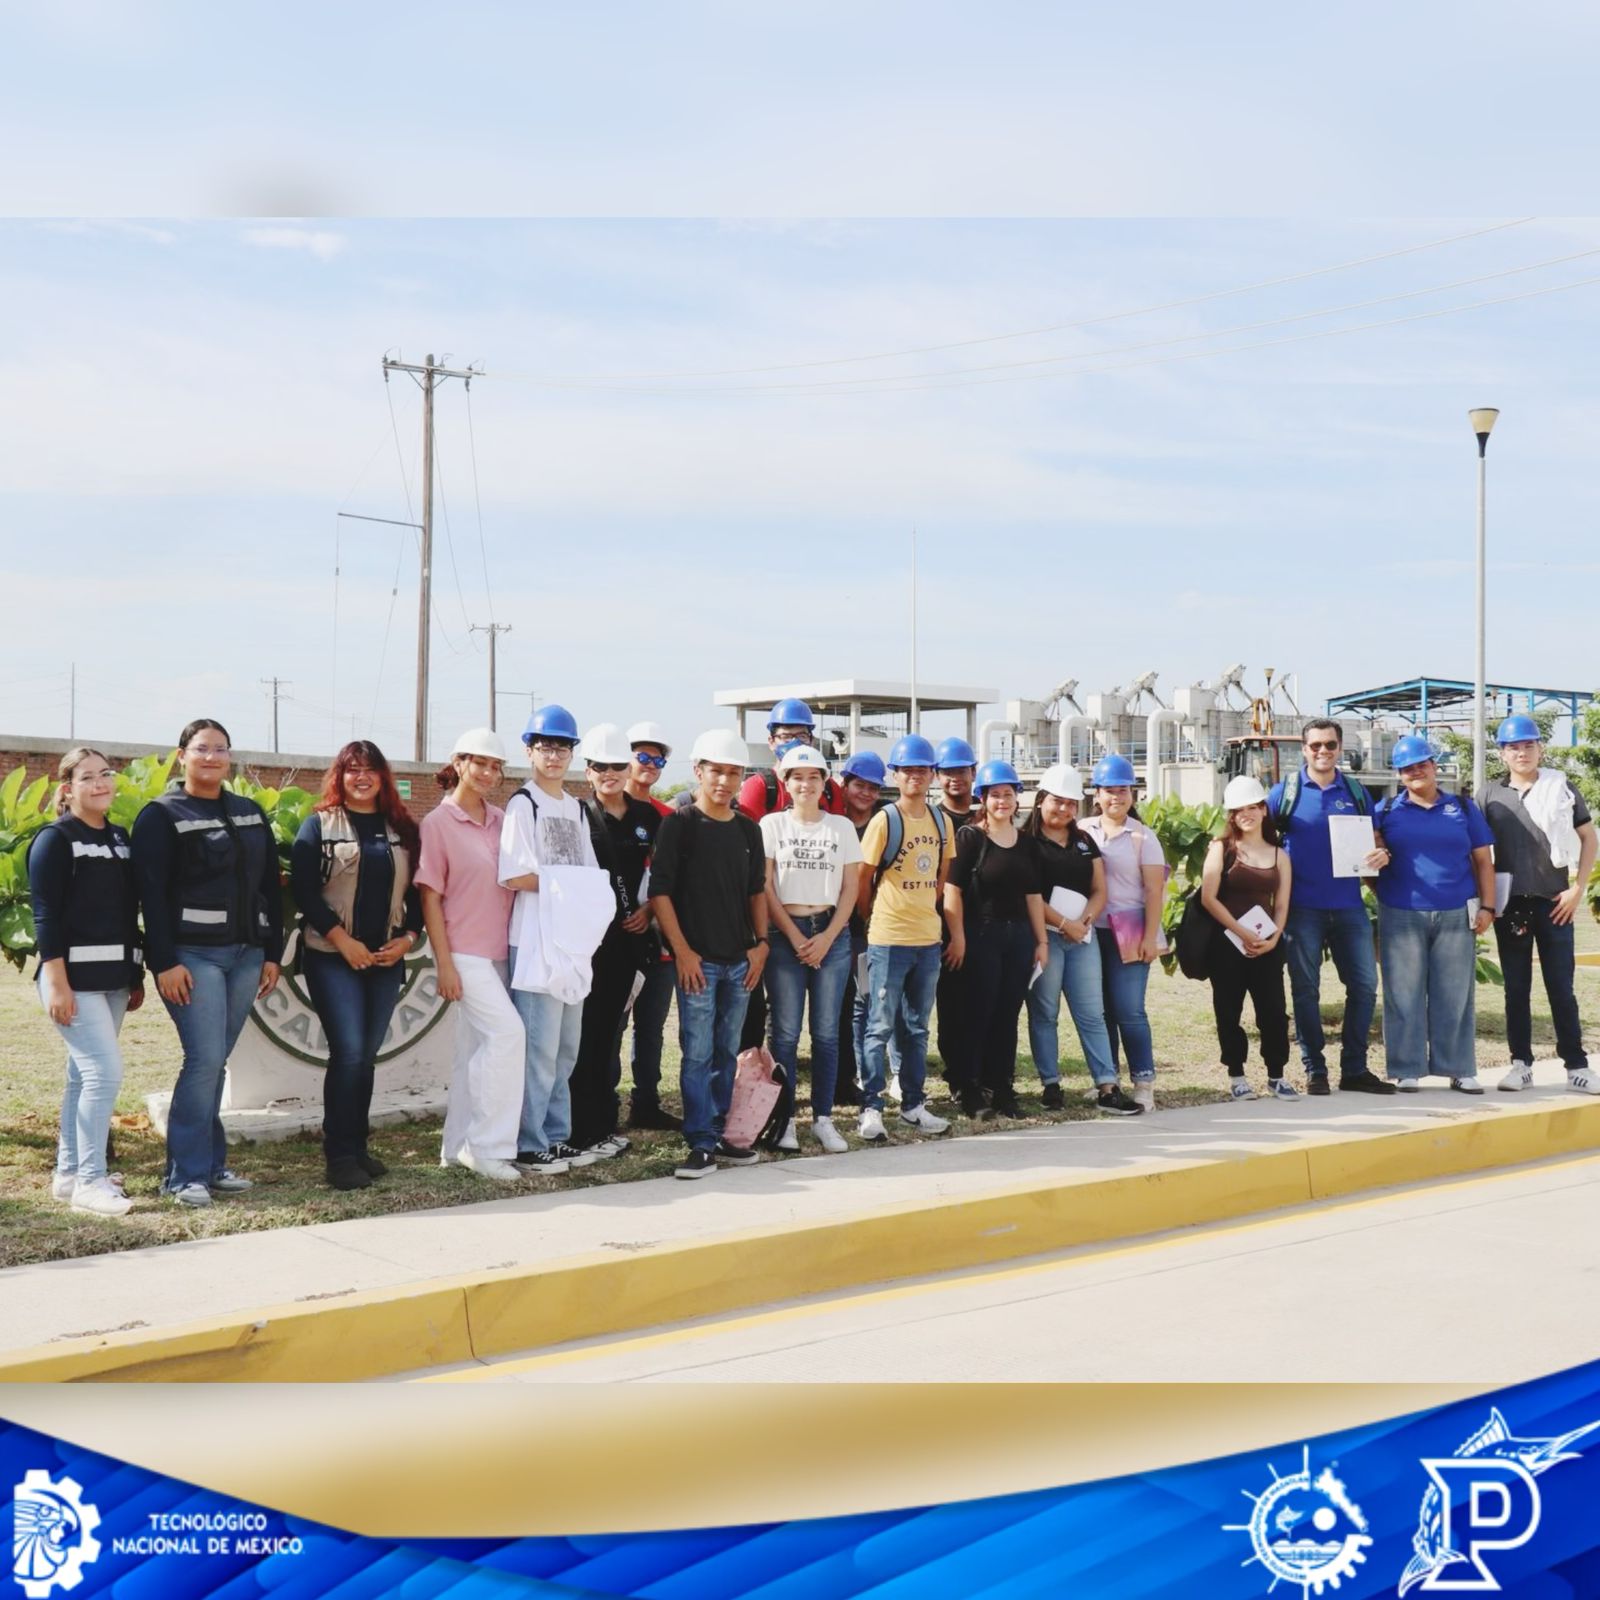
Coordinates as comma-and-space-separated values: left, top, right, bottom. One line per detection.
1267, 719, 1396, 1096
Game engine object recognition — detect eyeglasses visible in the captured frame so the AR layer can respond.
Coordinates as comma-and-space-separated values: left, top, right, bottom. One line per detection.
530, 739, 575, 754
187, 746, 230, 759
772, 728, 813, 742
588, 762, 628, 774
632, 751, 668, 770
1304, 740, 1341, 753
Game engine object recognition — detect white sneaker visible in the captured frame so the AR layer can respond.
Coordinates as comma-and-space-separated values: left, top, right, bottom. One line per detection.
169, 1182, 212, 1208
1451, 1075, 1484, 1095
812, 1117, 848, 1154
1498, 1060, 1534, 1092
51, 1173, 75, 1201
1568, 1069, 1600, 1097
899, 1104, 950, 1135
886, 1072, 902, 1105
586, 1135, 631, 1159
1229, 1079, 1257, 1101
775, 1119, 799, 1152
211, 1169, 253, 1193
1133, 1083, 1156, 1113
1270, 1079, 1301, 1100
858, 1108, 888, 1143
457, 1150, 522, 1183
1396, 1079, 1422, 1092
71, 1179, 133, 1217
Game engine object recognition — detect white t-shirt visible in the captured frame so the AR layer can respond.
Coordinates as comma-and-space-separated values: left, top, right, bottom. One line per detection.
759, 810, 862, 908
497, 784, 600, 984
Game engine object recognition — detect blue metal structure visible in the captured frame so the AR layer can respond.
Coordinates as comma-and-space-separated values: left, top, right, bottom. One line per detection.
1325, 676, 1594, 744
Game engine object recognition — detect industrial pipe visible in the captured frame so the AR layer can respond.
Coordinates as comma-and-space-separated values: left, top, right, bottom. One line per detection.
977, 718, 1017, 764
1144, 708, 1184, 799
1057, 715, 1097, 769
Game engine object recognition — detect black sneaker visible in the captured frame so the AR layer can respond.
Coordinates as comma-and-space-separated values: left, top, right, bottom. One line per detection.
1339, 1071, 1398, 1096
1041, 1082, 1066, 1111
357, 1153, 388, 1179
959, 1087, 988, 1118
989, 1093, 1022, 1118
715, 1138, 760, 1166
674, 1150, 716, 1180
1306, 1073, 1331, 1097
326, 1159, 372, 1191
628, 1100, 683, 1132
548, 1141, 600, 1168
1095, 1085, 1143, 1116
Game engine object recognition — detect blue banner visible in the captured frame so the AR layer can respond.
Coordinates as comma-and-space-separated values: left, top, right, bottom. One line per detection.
8, 1360, 1600, 1597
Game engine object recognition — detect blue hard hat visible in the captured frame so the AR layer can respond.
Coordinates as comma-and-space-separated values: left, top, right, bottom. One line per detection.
1496, 714, 1541, 746
523, 703, 579, 744
839, 750, 886, 785
887, 734, 938, 770
1091, 753, 1137, 788
1390, 734, 1437, 770
973, 759, 1022, 798
934, 736, 978, 771
766, 697, 815, 730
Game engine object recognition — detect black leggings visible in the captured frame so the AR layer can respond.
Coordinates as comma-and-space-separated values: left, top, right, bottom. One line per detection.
1208, 936, 1289, 1075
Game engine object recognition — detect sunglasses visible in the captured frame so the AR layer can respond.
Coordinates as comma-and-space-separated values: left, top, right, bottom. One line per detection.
588, 762, 629, 774
632, 751, 668, 770
1304, 740, 1341, 753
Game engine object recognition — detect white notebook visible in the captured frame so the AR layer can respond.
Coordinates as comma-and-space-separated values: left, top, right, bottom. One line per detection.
1224, 904, 1277, 954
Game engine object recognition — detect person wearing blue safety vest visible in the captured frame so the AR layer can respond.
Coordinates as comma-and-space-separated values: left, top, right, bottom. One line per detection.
499, 704, 610, 1176
1266, 719, 1396, 1097
1082, 754, 1165, 1113
855, 734, 955, 1142
132, 718, 284, 1207
1374, 736, 1496, 1092
1478, 715, 1598, 1095
942, 759, 1047, 1118
836, 749, 890, 1106
932, 736, 981, 1101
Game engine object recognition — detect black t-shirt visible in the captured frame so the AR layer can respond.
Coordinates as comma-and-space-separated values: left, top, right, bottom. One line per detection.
588, 795, 661, 913
1033, 827, 1102, 902
948, 826, 1042, 924
649, 806, 766, 964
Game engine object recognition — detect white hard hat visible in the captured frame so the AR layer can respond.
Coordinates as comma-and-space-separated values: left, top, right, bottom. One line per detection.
451, 727, 508, 763
1037, 763, 1085, 802
1222, 775, 1269, 810
777, 744, 829, 776
690, 728, 751, 768
580, 722, 634, 764
626, 719, 672, 756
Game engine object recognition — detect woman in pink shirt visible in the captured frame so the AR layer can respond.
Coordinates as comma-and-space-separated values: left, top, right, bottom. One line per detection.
416, 728, 525, 1183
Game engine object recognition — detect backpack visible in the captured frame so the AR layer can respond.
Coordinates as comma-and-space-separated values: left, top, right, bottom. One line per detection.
1174, 843, 1225, 981
1276, 769, 1369, 830
871, 802, 949, 891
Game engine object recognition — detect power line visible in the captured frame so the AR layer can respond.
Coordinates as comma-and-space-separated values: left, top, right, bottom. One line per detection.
507, 218, 1536, 383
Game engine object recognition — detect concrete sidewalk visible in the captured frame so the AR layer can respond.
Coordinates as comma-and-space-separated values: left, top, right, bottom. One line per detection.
3, 1062, 1597, 1381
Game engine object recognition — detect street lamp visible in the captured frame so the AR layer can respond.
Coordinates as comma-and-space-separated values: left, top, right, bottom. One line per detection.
1469, 406, 1500, 796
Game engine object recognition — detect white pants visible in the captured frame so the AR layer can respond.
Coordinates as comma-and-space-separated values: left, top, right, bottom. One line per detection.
439, 955, 526, 1164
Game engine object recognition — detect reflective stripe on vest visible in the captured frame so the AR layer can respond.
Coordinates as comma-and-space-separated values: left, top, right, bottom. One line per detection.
181, 907, 229, 924
68, 944, 128, 963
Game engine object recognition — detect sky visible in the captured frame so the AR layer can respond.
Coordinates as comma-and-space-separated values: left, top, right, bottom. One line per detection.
3, 5, 1598, 781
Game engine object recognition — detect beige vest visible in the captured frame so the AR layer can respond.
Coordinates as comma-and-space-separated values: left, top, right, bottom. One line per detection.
302, 807, 414, 953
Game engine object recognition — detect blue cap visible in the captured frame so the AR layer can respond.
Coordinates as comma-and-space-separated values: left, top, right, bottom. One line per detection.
1390, 734, 1437, 770
523, 703, 579, 743
934, 736, 978, 771
973, 759, 1022, 798
887, 734, 939, 770
839, 751, 886, 785
766, 698, 815, 730
1091, 753, 1137, 788
1496, 714, 1541, 746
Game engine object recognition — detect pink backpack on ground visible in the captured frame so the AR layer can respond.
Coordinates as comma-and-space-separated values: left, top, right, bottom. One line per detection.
723, 1045, 785, 1149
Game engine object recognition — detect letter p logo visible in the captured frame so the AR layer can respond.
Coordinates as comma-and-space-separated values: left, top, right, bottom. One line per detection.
1418, 1458, 1541, 1591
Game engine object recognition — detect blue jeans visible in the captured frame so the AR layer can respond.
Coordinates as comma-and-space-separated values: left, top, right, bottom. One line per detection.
1095, 928, 1155, 1083
42, 981, 129, 1186
1283, 903, 1378, 1078
162, 943, 264, 1190
302, 948, 405, 1165
1497, 898, 1587, 1070
1378, 904, 1478, 1079
677, 959, 753, 1153
1027, 929, 1117, 1087
509, 949, 583, 1156
849, 927, 904, 1085
766, 916, 852, 1120
863, 942, 941, 1112
618, 959, 675, 1107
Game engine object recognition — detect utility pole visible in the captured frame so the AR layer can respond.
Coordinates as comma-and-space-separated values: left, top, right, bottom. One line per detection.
470, 623, 513, 729
909, 528, 920, 733
261, 677, 290, 754
381, 352, 482, 762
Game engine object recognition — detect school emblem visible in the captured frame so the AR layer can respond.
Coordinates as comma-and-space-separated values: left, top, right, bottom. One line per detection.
12, 1469, 102, 1597
1225, 1446, 1373, 1596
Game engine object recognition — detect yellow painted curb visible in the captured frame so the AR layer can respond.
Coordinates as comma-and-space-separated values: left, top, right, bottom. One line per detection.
4, 1101, 1598, 1383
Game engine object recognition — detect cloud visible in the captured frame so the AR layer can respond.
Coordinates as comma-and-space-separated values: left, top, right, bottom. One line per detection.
240, 225, 347, 261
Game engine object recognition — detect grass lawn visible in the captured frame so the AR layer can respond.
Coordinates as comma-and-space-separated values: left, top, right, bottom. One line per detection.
4, 918, 1599, 1269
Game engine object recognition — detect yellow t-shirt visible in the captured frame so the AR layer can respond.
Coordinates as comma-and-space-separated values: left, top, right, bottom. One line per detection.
859, 804, 956, 946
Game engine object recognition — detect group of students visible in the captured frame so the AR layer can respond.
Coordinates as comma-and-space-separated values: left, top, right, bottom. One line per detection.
28, 704, 1597, 1214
